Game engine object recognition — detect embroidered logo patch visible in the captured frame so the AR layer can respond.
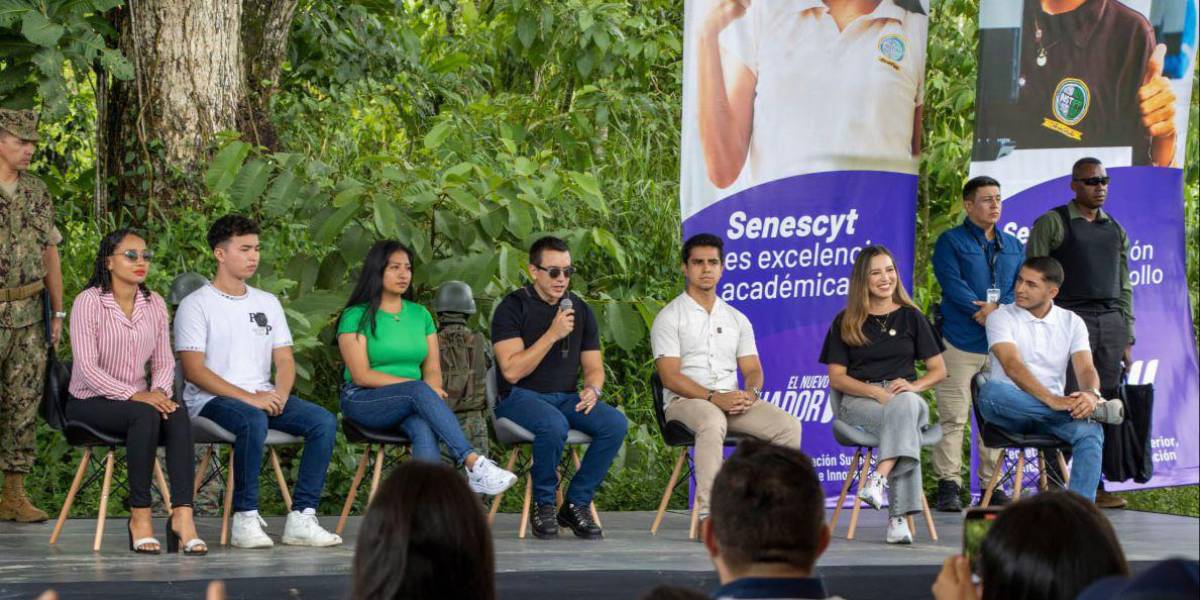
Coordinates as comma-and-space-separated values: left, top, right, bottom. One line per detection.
1052, 78, 1090, 126
878, 34, 906, 62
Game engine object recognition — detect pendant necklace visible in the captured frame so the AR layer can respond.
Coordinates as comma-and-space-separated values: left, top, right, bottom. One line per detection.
871, 312, 897, 337
1033, 15, 1061, 68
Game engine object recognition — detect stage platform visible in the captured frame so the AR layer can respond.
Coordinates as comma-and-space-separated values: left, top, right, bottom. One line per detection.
1, 508, 1196, 599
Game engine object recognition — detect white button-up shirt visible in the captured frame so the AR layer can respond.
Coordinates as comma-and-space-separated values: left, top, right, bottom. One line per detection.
718, 0, 927, 184
986, 303, 1091, 396
651, 292, 759, 408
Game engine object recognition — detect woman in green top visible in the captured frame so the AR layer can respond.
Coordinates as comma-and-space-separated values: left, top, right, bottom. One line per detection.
337, 240, 516, 495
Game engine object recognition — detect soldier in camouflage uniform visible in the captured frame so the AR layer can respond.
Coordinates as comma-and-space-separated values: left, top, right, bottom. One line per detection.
434, 281, 491, 460
0, 108, 63, 522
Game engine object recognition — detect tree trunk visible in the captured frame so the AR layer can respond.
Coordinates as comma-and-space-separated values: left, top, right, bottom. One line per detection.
103, 0, 244, 218
239, 0, 299, 151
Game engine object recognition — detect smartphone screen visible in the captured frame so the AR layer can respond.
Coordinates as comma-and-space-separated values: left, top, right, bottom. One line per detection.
963, 507, 1003, 573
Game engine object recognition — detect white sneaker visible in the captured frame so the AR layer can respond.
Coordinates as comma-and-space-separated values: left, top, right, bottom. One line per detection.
886, 516, 913, 544
857, 473, 886, 510
282, 511, 343, 547
467, 456, 518, 495
231, 512, 274, 549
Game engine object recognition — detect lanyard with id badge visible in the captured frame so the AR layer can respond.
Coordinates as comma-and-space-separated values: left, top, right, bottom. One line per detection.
971, 226, 1003, 305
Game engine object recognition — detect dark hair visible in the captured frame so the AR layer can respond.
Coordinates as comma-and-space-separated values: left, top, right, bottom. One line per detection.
529, 236, 569, 266
85, 228, 151, 299
1072, 157, 1103, 177
206, 214, 260, 250
682, 233, 724, 264
978, 492, 1128, 600
710, 440, 826, 572
639, 585, 710, 600
963, 176, 1001, 200
340, 240, 415, 337
352, 461, 495, 600
1021, 256, 1064, 287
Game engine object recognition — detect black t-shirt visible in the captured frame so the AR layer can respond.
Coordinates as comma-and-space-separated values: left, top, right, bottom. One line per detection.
818, 306, 943, 382
490, 286, 601, 396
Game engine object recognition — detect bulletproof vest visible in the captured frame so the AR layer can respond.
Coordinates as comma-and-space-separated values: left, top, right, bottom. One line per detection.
437, 320, 488, 413
1050, 204, 1123, 307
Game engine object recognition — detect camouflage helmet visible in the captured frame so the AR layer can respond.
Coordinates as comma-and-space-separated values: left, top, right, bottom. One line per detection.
433, 280, 476, 314
0, 109, 39, 141
168, 272, 209, 306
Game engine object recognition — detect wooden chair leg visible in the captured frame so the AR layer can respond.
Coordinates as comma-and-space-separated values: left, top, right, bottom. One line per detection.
651, 448, 686, 534
518, 472, 533, 539
906, 514, 917, 540
1013, 452, 1026, 501
269, 448, 293, 512
847, 449, 872, 540
193, 445, 213, 495
368, 446, 384, 502
830, 448, 862, 535
1056, 450, 1071, 488
336, 447, 372, 536
921, 494, 939, 541
50, 448, 91, 545
153, 458, 172, 512
489, 448, 520, 525
93, 449, 116, 552
981, 452, 1006, 507
1039, 451, 1048, 491
220, 447, 235, 546
555, 466, 564, 510
569, 448, 602, 528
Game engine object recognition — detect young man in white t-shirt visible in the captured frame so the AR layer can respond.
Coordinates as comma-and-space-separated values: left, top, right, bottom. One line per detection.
176, 215, 341, 548
651, 233, 801, 522
977, 257, 1124, 501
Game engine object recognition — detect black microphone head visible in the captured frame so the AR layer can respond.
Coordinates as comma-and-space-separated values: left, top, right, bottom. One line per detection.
560, 298, 573, 311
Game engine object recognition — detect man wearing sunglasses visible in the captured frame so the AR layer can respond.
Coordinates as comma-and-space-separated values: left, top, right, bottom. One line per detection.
1027, 156, 1133, 509
0, 108, 63, 523
491, 236, 628, 540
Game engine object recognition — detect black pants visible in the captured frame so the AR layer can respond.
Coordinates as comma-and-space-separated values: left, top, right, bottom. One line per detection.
66, 397, 194, 508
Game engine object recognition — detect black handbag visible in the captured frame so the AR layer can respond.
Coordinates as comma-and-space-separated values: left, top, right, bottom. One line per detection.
1101, 380, 1155, 483
38, 290, 70, 430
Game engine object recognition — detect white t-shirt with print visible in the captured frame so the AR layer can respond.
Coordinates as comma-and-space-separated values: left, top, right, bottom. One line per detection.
718, 0, 928, 184
174, 284, 293, 416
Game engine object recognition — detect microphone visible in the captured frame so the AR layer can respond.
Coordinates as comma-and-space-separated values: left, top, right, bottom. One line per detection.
559, 298, 573, 358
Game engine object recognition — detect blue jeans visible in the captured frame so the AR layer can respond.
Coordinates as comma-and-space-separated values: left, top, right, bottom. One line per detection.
977, 381, 1103, 500
340, 381, 475, 464
199, 396, 337, 512
496, 386, 628, 506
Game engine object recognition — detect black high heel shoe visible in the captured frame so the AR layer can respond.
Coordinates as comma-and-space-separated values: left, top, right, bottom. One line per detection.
127, 518, 161, 554
165, 513, 208, 556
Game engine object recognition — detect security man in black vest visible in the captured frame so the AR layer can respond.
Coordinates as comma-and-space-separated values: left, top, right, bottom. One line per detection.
1026, 156, 1132, 509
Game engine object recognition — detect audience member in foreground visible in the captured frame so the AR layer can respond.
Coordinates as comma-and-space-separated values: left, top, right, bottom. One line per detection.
68, 229, 203, 554
640, 585, 711, 600
1076, 558, 1200, 600
820, 245, 946, 544
352, 461, 495, 600
337, 240, 515, 494
932, 491, 1128, 600
702, 439, 843, 600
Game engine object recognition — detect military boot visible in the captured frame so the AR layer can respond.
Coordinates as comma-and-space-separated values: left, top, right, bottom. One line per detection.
0, 472, 49, 522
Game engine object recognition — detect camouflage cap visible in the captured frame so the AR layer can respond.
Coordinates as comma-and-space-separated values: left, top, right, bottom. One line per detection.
0, 109, 39, 141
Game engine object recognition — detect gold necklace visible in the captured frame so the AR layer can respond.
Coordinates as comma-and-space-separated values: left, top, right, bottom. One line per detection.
870, 312, 897, 337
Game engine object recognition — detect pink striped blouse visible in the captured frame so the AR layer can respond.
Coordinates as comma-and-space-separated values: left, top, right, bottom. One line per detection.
68, 287, 174, 401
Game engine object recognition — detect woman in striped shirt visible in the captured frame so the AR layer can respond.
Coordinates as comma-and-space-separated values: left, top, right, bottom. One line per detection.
67, 229, 205, 555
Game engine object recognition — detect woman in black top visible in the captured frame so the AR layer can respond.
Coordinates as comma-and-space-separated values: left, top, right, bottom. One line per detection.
820, 245, 946, 545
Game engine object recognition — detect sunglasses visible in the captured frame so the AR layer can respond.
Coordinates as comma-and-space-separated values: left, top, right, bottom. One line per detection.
114, 250, 154, 262
1072, 176, 1110, 186
534, 264, 575, 279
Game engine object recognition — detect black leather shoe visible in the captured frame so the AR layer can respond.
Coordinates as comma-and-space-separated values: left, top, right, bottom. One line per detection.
934, 480, 963, 512
531, 503, 558, 539
979, 487, 1011, 507
557, 503, 603, 539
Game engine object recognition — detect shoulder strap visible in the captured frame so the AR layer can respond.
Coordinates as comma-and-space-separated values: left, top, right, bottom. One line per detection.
1053, 204, 1074, 250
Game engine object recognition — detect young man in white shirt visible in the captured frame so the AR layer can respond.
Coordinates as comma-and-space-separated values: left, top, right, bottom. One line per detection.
651, 233, 801, 520
977, 256, 1124, 500
176, 215, 341, 548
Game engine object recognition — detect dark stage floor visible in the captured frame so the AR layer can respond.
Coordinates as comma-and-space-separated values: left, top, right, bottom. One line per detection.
1, 508, 1196, 599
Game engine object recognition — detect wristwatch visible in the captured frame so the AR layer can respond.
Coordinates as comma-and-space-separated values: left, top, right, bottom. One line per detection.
587, 385, 603, 399
705, 390, 715, 402
1087, 387, 1104, 401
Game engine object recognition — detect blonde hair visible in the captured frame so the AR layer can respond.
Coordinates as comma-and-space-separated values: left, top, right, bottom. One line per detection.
839, 245, 917, 347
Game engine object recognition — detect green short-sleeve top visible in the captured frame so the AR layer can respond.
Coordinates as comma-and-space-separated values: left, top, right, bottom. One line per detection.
338, 301, 437, 383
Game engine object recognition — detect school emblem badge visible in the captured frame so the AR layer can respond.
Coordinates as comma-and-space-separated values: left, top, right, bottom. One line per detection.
877, 34, 906, 70
1041, 77, 1089, 140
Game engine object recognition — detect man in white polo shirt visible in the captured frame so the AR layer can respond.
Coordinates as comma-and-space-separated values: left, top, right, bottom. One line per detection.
977, 256, 1124, 500
697, 0, 928, 188
651, 233, 801, 519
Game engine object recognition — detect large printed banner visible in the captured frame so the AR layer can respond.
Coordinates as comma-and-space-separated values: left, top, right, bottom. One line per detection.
680, 0, 931, 497
970, 0, 1199, 492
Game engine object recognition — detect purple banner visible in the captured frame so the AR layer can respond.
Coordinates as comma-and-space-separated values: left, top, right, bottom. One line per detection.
682, 171, 918, 498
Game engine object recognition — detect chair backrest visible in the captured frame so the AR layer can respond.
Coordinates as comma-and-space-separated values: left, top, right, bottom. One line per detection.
971, 372, 989, 428
649, 372, 668, 433
485, 366, 499, 414
40, 355, 70, 431
174, 359, 186, 405
828, 387, 842, 417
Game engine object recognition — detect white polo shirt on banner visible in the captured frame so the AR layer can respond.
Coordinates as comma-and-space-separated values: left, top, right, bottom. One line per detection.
719, 0, 927, 184
985, 302, 1091, 397
650, 292, 759, 409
